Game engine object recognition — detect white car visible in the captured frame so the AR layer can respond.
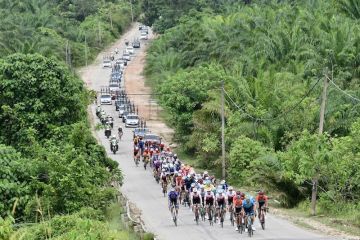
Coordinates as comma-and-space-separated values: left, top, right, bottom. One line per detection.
109, 82, 120, 95
100, 94, 112, 105
140, 32, 148, 40
125, 114, 140, 128
126, 46, 134, 55
123, 52, 131, 61
103, 59, 112, 68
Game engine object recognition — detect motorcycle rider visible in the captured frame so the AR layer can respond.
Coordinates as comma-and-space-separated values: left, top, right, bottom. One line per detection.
104, 123, 111, 138
96, 105, 101, 117
110, 135, 119, 151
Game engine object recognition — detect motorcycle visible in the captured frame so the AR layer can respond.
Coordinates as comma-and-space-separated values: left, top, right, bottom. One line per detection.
105, 128, 111, 138
110, 142, 118, 154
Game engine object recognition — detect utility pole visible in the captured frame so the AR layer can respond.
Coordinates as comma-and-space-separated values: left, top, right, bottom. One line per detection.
98, 22, 102, 46
130, 0, 134, 23
109, 11, 113, 30
84, 33, 88, 67
221, 81, 226, 180
311, 69, 329, 216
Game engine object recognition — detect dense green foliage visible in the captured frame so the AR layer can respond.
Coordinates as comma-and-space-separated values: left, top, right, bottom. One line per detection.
145, 0, 360, 221
0, 0, 139, 66
1, 207, 138, 240
0, 0, 138, 238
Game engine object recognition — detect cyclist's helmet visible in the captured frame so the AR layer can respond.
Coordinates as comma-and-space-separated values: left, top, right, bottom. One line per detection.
259, 191, 265, 195
228, 186, 233, 191
236, 191, 241, 195
193, 188, 198, 193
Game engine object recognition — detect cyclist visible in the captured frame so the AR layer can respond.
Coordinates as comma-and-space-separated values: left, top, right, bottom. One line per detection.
190, 188, 202, 220
233, 191, 243, 231
256, 190, 268, 219
204, 188, 215, 220
168, 187, 179, 216
118, 127, 123, 140
226, 186, 235, 220
216, 189, 226, 224
134, 146, 139, 158
242, 196, 256, 232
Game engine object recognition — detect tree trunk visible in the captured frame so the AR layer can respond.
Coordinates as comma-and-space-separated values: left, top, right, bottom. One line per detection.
311, 178, 318, 215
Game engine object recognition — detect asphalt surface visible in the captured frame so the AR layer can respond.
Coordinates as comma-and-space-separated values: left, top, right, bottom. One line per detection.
80, 23, 339, 240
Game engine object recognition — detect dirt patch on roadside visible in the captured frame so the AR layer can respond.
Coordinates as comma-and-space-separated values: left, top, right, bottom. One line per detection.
271, 208, 360, 240
124, 37, 174, 144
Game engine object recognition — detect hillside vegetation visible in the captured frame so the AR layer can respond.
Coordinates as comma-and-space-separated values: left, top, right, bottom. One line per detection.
144, 0, 360, 228
0, 0, 141, 238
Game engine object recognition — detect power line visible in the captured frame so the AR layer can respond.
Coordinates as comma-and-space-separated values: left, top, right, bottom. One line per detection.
327, 76, 360, 102
223, 78, 322, 122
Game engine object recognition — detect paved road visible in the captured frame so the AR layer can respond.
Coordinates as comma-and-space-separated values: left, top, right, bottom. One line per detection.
80, 23, 339, 240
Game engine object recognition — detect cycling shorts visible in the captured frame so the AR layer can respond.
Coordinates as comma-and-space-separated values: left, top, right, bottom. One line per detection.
258, 201, 265, 209
205, 200, 214, 206
193, 197, 201, 205
170, 198, 178, 207
235, 206, 242, 214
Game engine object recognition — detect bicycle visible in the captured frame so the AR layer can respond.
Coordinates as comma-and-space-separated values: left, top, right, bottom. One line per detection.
134, 155, 140, 167
194, 204, 200, 225
170, 203, 178, 227
118, 131, 123, 140
228, 204, 234, 226
219, 206, 226, 228
259, 206, 268, 230
162, 181, 168, 197
235, 211, 244, 234
207, 204, 215, 226
143, 156, 149, 170
246, 213, 254, 237
200, 205, 206, 222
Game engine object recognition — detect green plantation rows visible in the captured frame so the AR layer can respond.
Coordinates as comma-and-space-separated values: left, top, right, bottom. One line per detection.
144, 0, 360, 229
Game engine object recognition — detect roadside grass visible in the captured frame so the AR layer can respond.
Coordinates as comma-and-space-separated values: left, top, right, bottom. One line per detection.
270, 201, 360, 238
105, 203, 141, 239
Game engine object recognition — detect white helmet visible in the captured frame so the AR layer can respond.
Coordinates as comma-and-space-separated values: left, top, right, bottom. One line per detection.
193, 188, 198, 193
113, 135, 116, 138
229, 186, 233, 191
204, 171, 208, 175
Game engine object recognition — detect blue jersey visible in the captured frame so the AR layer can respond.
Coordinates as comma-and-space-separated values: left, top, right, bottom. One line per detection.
168, 191, 178, 201
242, 199, 255, 214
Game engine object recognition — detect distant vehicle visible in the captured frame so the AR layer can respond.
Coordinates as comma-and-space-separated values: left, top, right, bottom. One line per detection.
103, 59, 112, 68
132, 39, 140, 48
118, 104, 127, 115
140, 32, 148, 40
125, 114, 140, 128
123, 52, 131, 61
109, 82, 120, 94
100, 94, 112, 105
143, 133, 161, 146
141, 27, 149, 34
126, 46, 134, 55
122, 110, 130, 123
133, 128, 150, 139
111, 72, 122, 82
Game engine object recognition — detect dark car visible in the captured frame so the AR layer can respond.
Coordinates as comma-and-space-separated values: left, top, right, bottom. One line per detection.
132, 39, 140, 48
143, 133, 161, 146
133, 128, 150, 139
